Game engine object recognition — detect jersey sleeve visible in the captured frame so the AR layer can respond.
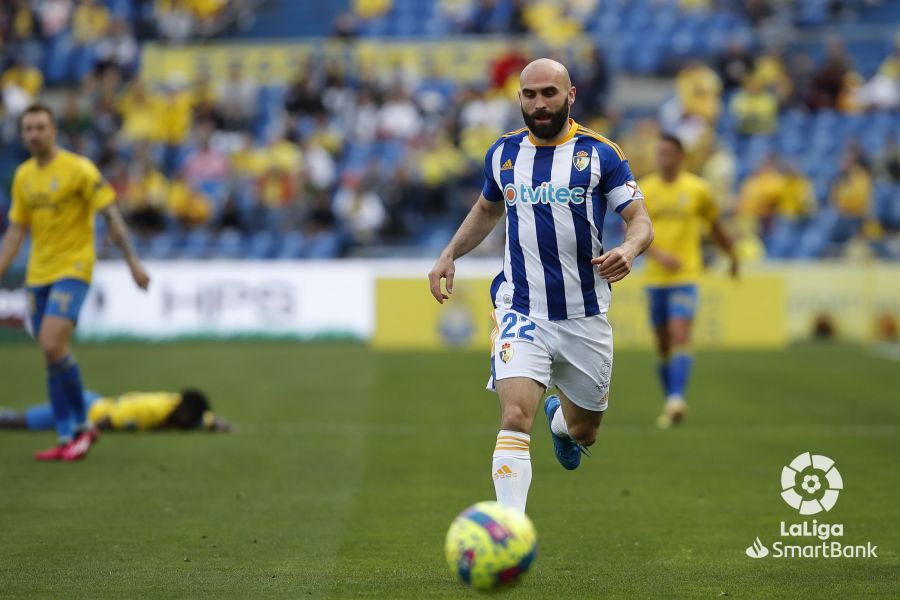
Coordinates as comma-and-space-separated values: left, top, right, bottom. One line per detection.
8, 168, 30, 225
481, 143, 503, 202
600, 147, 643, 213
80, 158, 116, 210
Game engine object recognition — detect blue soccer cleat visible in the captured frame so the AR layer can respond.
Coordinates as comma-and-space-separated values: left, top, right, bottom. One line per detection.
543, 395, 587, 470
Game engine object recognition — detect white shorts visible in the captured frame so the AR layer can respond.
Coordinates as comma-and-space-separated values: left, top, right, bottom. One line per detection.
486, 308, 613, 412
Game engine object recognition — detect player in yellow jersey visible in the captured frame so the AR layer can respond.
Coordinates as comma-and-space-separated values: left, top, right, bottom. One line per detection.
0, 104, 150, 461
0, 388, 232, 432
639, 134, 738, 428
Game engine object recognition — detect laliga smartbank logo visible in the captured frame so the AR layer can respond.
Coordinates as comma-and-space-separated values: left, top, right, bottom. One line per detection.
780, 451, 842, 514
745, 453, 878, 560
503, 183, 587, 206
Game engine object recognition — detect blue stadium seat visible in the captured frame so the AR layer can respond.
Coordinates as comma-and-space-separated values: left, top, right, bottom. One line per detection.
277, 232, 306, 259
215, 230, 245, 259
182, 230, 212, 259
247, 231, 277, 259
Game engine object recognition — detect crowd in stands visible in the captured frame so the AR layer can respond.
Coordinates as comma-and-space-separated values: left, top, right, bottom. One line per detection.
0, 0, 898, 262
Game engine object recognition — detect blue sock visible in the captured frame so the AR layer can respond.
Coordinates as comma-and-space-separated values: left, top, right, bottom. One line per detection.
657, 361, 671, 396
52, 355, 87, 431
47, 364, 74, 442
669, 353, 694, 398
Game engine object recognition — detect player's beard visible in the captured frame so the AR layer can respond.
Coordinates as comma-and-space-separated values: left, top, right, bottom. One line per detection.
521, 102, 570, 141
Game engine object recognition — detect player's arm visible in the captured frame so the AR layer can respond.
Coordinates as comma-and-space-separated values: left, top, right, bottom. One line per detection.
0, 223, 26, 279
710, 219, 739, 279
646, 245, 682, 272
428, 195, 505, 303
100, 203, 150, 290
592, 200, 654, 283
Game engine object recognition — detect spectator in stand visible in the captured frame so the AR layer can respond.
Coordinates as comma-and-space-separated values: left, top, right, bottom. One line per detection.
800, 149, 873, 257
72, 0, 111, 46
753, 46, 793, 105
377, 84, 424, 140
854, 38, 900, 110
414, 131, 467, 215
808, 36, 852, 110
829, 149, 872, 235
94, 19, 139, 79
168, 174, 213, 230
5, 0, 39, 56
301, 137, 337, 192
574, 45, 611, 119
730, 74, 779, 136
215, 61, 258, 132
717, 39, 755, 94
874, 134, 900, 184
742, 0, 774, 26
700, 139, 737, 217
353, 0, 393, 19
284, 67, 325, 119
123, 145, 169, 235
490, 43, 529, 92
675, 60, 723, 124
785, 51, 816, 110
57, 93, 92, 148
333, 172, 386, 244
157, 80, 194, 175
767, 163, 817, 258
38, 0, 73, 38
738, 153, 786, 233
118, 79, 159, 144
183, 124, 231, 187
620, 119, 662, 181
1, 53, 43, 101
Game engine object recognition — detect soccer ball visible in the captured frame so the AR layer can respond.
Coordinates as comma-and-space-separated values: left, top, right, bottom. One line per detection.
444, 501, 538, 591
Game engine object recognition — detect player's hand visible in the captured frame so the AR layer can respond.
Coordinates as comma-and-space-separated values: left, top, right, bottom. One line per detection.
131, 263, 150, 290
428, 255, 455, 304
655, 251, 682, 273
592, 246, 635, 283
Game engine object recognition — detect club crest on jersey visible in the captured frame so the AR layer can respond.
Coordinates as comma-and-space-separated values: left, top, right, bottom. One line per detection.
499, 342, 514, 364
573, 150, 590, 171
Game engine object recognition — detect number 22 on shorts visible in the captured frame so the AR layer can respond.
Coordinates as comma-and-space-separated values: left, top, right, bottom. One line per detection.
499, 312, 535, 342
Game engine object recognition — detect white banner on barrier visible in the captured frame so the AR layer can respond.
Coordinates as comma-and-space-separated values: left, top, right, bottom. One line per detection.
77, 261, 374, 340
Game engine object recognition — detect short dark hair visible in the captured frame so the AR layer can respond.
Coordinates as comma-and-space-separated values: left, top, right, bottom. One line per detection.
169, 389, 210, 429
659, 132, 684, 153
19, 104, 56, 127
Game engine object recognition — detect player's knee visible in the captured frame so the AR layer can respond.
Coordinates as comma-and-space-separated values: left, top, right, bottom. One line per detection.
38, 336, 67, 364
568, 423, 598, 447
500, 404, 531, 432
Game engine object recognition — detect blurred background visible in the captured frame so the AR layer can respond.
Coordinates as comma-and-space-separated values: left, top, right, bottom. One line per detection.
0, 0, 898, 348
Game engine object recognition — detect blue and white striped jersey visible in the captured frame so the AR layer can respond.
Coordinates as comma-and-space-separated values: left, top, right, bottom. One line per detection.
482, 119, 643, 320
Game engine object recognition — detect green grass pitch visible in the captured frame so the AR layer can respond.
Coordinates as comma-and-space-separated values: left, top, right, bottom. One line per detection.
0, 342, 898, 598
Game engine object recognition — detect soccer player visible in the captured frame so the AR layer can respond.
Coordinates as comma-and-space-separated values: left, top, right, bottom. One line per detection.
428, 59, 653, 512
638, 133, 738, 429
0, 104, 150, 461
0, 388, 232, 433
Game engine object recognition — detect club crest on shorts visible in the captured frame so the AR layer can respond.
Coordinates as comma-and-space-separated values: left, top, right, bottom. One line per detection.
573, 150, 590, 172
499, 342, 514, 364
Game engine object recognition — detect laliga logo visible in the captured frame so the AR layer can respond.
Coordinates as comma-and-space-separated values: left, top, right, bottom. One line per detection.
780, 452, 843, 515
503, 183, 587, 206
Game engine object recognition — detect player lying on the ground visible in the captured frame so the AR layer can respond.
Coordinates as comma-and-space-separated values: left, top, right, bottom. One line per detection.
0, 389, 232, 433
